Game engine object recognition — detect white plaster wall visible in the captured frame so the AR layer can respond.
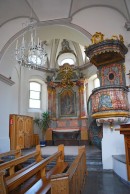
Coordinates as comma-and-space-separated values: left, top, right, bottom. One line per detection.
0, 82, 12, 152
113, 158, 128, 181
102, 124, 125, 169
0, 66, 21, 152
0, 36, 48, 151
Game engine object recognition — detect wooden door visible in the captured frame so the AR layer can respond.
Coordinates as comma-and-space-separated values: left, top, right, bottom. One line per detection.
24, 117, 33, 148
16, 116, 25, 149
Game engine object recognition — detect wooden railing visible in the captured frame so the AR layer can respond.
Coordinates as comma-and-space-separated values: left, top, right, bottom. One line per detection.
0, 145, 42, 176
51, 146, 87, 194
0, 146, 21, 158
0, 144, 68, 194
0, 146, 21, 164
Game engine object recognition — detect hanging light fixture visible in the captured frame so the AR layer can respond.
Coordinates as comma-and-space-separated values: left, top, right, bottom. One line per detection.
15, 19, 47, 70
15, 0, 47, 70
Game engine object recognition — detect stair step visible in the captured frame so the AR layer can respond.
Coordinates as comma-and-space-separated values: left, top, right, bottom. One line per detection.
87, 161, 102, 165
87, 166, 103, 172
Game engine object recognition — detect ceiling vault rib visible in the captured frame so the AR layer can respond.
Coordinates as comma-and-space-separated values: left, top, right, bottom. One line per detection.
69, 0, 74, 18
25, 0, 39, 21
71, 5, 128, 21
124, 0, 130, 20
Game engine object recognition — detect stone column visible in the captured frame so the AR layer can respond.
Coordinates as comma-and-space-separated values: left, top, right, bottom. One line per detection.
78, 79, 86, 118
48, 86, 53, 117
47, 82, 56, 119
52, 88, 56, 118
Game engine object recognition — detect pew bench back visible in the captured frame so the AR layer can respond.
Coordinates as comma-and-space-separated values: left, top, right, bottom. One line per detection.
51, 146, 87, 194
0, 146, 21, 164
0, 144, 68, 194
0, 145, 42, 176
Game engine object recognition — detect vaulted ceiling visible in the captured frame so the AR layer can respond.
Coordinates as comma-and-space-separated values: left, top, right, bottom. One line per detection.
0, 0, 130, 27
0, 0, 130, 72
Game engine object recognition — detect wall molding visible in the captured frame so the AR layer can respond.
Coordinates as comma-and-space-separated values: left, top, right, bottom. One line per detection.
0, 74, 15, 86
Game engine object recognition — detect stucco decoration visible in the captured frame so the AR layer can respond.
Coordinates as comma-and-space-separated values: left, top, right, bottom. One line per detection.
91, 86, 129, 115
99, 63, 126, 86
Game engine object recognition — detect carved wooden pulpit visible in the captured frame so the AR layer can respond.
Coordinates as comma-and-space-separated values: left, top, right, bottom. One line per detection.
119, 124, 130, 181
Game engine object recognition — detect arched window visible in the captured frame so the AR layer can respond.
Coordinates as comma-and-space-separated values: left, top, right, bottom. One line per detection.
29, 82, 41, 109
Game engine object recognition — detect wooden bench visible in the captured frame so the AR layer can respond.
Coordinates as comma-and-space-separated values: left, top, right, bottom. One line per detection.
0, 144, 68, 194
25, 145, 68, 194
0, 145, 42, 193
51, 146, 87, 194
0, 146, 21, 164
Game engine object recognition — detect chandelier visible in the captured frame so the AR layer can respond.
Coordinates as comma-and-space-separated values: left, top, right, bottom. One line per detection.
15, 19, 47, 70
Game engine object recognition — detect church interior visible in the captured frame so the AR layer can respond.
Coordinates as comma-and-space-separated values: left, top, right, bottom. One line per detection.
0, 0, 130, 193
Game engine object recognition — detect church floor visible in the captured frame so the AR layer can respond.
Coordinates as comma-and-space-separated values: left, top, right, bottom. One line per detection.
82, 171, 130, 194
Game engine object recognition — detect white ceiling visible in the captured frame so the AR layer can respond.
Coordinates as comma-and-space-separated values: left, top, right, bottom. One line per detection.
0, 0, 130, 27
1, 0, 130, 71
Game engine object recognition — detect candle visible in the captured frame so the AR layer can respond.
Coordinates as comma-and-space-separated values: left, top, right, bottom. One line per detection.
16, 39, 18, 50
22, 35, 25, 47
31, 33, 33, 46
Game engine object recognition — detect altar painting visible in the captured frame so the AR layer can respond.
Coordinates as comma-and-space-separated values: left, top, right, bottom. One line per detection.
59, 89, 76, 117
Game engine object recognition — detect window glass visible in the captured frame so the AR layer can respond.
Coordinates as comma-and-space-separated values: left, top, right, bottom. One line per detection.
61, 58, 74, 66
29, 82, 41, 109
30, 82, 41, 91
30, 91, 40, 99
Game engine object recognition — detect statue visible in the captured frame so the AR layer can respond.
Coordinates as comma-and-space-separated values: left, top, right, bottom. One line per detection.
61, 39, 71, 51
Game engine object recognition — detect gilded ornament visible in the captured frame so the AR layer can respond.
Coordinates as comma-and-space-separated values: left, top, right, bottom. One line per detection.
111, 34, 124, 43
92, 111, 129, 119
119, 34, 124, 43
59, 64, 74, 88
123, 64, 126, 72
91, 32, 104, 44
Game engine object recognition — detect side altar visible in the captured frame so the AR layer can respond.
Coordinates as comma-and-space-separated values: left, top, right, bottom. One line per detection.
46, 64, 88, 146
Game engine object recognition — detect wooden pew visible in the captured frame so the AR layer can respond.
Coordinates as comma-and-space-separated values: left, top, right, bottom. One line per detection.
0, 145, 42, 177
51, 146, 87, 194
0, 144, 68, 194
25, 145, 68, 194
0, 145, 42, 193
0, 146, 21, 164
